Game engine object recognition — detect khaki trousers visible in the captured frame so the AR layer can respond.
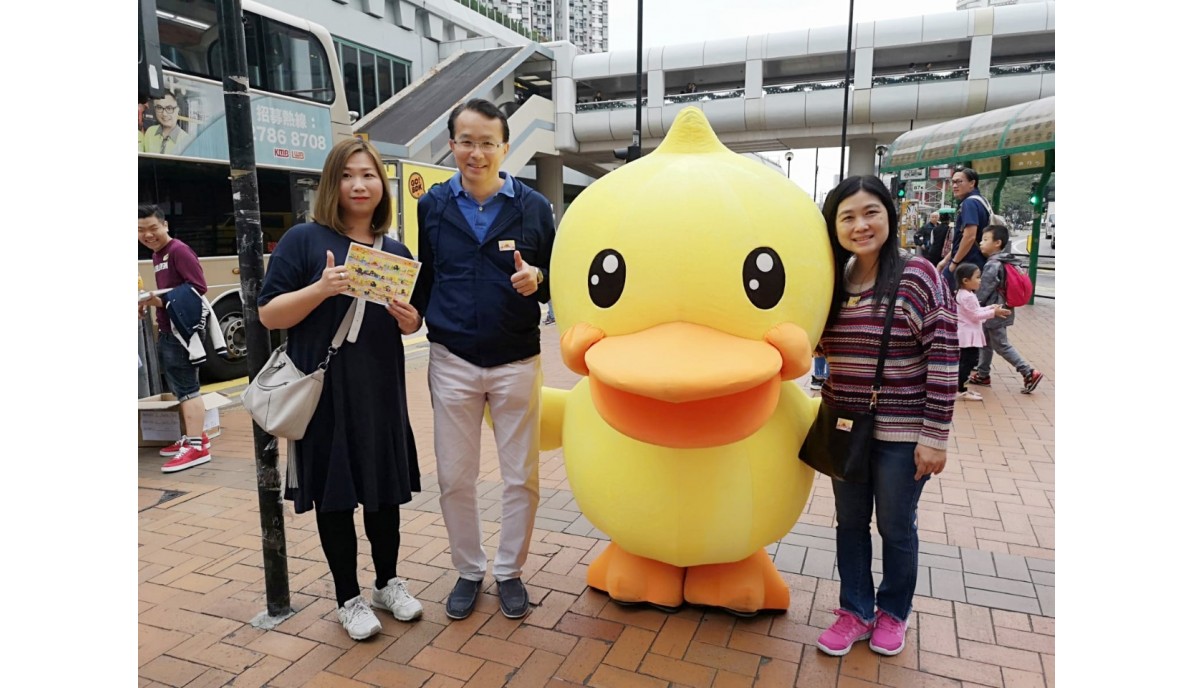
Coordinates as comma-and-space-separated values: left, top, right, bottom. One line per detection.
428, 343, 541, 581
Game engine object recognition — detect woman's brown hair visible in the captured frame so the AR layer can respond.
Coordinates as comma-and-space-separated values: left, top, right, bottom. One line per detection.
312, 137, 392, 236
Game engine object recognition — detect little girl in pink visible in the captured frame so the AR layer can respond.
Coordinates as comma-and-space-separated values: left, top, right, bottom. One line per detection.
955, 263, 1009, 400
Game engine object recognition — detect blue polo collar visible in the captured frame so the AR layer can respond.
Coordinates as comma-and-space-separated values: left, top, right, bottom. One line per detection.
448, 171, 516, 201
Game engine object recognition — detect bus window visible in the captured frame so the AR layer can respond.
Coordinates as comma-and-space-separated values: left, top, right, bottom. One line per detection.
261, 18, 335, 103
159, 0, 333, 104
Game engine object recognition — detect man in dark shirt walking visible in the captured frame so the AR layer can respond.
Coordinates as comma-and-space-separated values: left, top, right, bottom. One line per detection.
938, 168, 990, 288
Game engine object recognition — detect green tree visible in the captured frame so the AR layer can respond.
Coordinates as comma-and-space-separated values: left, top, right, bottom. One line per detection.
989, 175, 1055, 226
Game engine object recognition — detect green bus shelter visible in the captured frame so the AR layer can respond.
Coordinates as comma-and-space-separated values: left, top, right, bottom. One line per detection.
880, 96, 1054, 302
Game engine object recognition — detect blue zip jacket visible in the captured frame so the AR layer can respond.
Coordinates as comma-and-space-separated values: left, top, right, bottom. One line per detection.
410, 175, 555, 368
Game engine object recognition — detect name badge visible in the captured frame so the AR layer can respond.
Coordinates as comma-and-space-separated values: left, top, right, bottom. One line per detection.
499, 240, 516, 252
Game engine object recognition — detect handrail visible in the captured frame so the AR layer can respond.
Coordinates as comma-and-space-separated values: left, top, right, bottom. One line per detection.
664, 88, 745, 105
577, 97, 643, 112
989, 60, 1056, 76
764, 78, 847, 95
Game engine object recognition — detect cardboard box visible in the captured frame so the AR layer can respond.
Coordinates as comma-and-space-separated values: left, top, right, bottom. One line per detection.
138, 392, 233, 446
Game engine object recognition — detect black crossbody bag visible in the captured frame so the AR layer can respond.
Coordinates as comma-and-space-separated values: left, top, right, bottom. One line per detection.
799, 293, 898, 483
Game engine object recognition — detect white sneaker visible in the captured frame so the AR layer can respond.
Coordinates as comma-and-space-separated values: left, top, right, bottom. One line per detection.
336, 595, 382, 640
956, 390, 983, 401
372, 577, 423, 621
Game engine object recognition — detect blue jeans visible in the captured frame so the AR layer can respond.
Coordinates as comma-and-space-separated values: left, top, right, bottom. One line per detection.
832, 440, 927, 623
158, 333, 201, 401
813, 356, 829, 379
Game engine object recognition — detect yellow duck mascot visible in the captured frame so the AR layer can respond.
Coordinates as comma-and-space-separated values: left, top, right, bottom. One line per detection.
541, 107, 834, 616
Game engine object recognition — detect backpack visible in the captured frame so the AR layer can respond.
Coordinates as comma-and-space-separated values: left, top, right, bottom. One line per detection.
1001, 261, 1033, 307
974, 195, 1009, 229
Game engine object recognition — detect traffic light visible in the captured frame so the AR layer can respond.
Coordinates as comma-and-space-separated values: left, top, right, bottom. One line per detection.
1030, 191, 1041, 209
897, 180, 907, 199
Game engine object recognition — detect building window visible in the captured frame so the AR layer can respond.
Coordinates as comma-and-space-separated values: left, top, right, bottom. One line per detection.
334, 38, 411, 118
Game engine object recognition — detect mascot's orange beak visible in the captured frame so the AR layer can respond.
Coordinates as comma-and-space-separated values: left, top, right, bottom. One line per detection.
560, 321, 812, 448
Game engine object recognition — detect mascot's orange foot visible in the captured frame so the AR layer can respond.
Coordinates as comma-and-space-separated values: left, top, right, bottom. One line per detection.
587, 542, 685, 610
683, 549, 790, 617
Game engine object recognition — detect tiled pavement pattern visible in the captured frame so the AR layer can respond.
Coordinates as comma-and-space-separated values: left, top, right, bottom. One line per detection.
139, 301, 1055, 687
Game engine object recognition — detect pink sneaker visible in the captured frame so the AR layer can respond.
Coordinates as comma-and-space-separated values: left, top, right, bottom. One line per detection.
869, 610, 907, 655
816, 609, 872, 656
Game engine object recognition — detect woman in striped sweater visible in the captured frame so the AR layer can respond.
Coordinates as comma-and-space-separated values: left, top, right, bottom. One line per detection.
814, 175, 959, 658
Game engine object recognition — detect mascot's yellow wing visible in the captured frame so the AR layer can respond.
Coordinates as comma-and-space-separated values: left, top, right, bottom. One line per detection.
540, 386, 568, 451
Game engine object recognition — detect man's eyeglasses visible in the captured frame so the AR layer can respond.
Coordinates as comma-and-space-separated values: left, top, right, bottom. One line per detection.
154, 105, 178, 114
950, 179, 965, 185
452, 139, 502, 153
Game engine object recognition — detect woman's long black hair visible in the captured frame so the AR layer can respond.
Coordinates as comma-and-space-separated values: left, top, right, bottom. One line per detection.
820, 175, 908, 329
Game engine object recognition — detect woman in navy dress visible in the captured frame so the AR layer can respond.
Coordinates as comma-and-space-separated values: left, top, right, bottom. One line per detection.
259, 138, 424, 641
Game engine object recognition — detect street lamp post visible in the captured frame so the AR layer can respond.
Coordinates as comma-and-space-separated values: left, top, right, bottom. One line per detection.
838, 0, 856, 182
785, 151, 793, 179
630, 0, 643, 161
813, 148, 820, 201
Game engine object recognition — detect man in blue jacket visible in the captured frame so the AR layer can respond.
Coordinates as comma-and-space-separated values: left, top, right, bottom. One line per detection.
410, 99, 555, 622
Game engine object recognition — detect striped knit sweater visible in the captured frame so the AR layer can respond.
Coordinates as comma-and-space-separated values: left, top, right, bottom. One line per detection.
820, 256, 959, 450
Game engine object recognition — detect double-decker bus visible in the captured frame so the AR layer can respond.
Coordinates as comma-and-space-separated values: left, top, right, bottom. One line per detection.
139, 0, 353, 380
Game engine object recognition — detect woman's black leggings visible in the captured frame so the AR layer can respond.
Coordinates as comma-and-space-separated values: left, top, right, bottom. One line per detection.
315, 505, 401, 607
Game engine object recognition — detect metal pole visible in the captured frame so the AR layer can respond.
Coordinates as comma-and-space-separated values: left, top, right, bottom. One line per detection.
813, 148, 820, 201
1026, 150, 1053, 306
215, 0, 292, 622
630, 0, 643, 161
838, 0, 856, 182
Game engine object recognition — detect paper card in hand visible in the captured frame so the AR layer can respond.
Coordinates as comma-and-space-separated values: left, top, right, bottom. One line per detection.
343, 243, 422, 305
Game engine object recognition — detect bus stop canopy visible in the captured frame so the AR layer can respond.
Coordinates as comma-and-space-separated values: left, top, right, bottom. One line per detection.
879, 96, 1054, 178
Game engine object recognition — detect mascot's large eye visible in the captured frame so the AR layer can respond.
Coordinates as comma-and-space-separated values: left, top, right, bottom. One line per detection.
743, 247, 784, 310
588, 249, 626, 308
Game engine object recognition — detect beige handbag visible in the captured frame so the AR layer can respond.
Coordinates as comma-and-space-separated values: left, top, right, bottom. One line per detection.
242, 238, 379, 440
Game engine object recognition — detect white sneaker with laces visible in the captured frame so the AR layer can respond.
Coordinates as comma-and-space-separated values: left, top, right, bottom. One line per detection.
372, 577, 423, 621
956, 390, 983, 401
337, 595, 382, 640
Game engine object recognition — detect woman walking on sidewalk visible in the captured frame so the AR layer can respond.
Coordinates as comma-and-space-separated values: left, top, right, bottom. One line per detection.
813, 175, 958, 657
258, 138, 424, 641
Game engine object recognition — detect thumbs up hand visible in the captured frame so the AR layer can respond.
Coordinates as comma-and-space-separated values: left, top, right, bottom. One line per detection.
510, 249, 539, 296
320, 249, 351, 298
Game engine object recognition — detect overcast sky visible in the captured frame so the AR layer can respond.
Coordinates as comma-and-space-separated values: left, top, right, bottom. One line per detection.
605, 0, 958, 197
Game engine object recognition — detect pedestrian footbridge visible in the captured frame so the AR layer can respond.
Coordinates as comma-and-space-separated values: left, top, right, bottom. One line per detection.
358, 1, 1054, 190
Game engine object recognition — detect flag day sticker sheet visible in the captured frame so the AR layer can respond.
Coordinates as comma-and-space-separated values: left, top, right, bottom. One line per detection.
344, 243, 422, 305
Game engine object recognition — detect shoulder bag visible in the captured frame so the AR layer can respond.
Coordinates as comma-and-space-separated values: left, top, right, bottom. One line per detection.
798, 291, 898, 483
242, 236, 380, 440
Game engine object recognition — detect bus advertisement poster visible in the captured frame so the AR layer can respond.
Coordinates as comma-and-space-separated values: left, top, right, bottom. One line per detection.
139, 73, 334, 171
396, 161, 455, 258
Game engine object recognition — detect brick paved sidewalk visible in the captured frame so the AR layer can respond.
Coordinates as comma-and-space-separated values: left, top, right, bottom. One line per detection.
138, 302, 1055, 687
